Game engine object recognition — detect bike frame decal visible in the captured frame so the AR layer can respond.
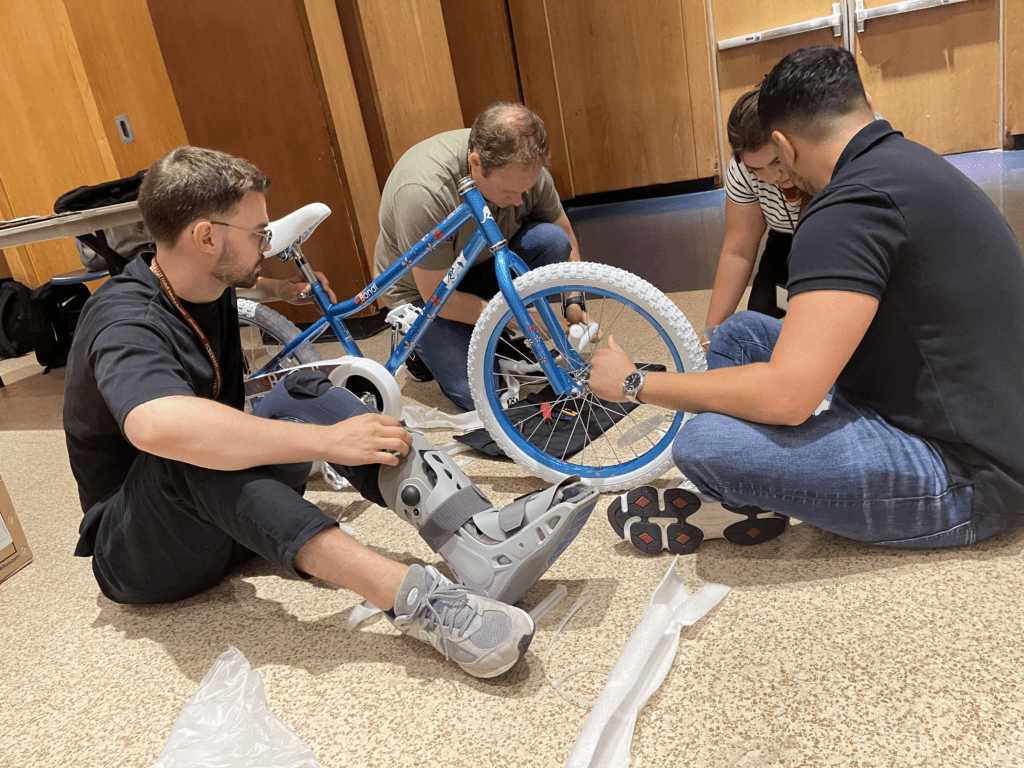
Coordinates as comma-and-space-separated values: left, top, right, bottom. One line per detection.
384, 230, 487, 375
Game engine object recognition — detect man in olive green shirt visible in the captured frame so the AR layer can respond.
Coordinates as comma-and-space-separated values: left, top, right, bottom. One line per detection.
373, 102, 583, 410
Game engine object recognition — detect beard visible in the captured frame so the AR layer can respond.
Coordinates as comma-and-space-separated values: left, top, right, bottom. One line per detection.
213, 243, 261, 289
788, 171, 817, 197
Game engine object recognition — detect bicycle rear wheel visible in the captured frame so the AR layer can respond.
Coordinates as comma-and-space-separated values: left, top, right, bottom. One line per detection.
467, 263, 705, 492
237, 298, 321, 379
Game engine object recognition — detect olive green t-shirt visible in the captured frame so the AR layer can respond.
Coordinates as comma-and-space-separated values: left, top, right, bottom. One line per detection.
372, 128, 564, 307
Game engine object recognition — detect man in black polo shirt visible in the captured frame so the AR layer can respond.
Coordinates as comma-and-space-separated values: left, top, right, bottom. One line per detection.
591, 46, 1024, 549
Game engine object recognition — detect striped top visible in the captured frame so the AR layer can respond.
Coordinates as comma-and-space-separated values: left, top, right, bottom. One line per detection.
724, 155, 802, 234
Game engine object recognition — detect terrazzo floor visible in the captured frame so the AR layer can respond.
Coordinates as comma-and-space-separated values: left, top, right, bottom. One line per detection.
1, 286, 1022, 768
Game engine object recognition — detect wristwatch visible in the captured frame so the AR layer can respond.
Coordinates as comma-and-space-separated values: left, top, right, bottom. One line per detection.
622, 370, 646, 404
562, 294, 587, 319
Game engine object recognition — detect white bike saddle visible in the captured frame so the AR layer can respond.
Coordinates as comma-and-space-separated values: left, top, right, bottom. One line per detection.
266, 202, 331, 257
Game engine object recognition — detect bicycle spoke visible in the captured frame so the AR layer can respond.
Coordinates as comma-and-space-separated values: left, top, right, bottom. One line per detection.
470, 262, 702, 490
496, 298, 681, 470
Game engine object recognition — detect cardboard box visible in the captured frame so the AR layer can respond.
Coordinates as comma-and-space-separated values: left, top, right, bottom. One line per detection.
0, 475, 32, 585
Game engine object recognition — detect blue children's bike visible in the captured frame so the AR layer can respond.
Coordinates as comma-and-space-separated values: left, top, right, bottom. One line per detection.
238, 176, 705, 492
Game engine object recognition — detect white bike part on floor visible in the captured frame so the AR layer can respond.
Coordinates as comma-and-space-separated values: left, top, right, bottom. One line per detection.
326, 356, 403, 419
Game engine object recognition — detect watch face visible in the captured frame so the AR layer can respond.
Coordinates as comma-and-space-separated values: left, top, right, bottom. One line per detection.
624, 371, 643, 392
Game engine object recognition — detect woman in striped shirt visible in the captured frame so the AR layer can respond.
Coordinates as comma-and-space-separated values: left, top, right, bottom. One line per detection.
701, 88, 810, 348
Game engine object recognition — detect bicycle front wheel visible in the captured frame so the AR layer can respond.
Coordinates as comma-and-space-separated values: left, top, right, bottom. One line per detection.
237, 298, 321, 378
467, 262, 705, 492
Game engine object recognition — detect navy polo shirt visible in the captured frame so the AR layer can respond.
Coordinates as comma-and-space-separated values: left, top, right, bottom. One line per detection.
787, 120, 1024, 540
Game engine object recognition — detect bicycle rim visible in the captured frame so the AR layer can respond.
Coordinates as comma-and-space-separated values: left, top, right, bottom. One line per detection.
468, 263, 705, 491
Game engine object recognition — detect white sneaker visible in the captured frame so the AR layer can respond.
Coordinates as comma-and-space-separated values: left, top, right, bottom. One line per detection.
387, 564, 535, 678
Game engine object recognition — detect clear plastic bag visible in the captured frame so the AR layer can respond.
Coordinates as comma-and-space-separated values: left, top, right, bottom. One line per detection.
153, 645, 321, 768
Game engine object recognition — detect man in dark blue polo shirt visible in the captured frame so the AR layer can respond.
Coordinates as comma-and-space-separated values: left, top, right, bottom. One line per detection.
591, 45, 1024, 548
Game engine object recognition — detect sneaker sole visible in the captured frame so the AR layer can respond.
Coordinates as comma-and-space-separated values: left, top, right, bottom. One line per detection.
607, 486, 786, 555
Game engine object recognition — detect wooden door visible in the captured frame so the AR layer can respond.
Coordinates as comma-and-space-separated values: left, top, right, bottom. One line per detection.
440, 0, 522, 128
0, 0, 119, 287
1006, 0, 1024, 142
711, 0, 844, 165
147, 0, 373, 324
710, 0, 1001, 160
0, 0, 184, 287
511, 0, 717, 198
339, 0, 464, 191
852, 0, 1000, 154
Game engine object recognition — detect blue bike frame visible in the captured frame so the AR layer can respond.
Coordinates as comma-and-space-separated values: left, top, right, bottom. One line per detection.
252, 178, 584, 397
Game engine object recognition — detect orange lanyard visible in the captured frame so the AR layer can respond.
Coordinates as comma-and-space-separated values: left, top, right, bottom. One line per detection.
150, 257, 222, 399
781, 188, 809, 233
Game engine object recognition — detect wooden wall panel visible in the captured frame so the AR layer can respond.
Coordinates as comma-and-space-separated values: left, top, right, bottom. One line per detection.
355, 0, 464, 170
710, 0, 841, 173
63, 0, 187, 179
711, 0, 836, 40
301, 0, 381, 273
147, 0, 371, 324
714, 30, 841, 166
1008, 0, 1024, 140
542, 0, 702, 196
855, 0, 1000, 155
0, 0, 119, 287
681, 0, 720, 179
0, 179, 25, 281
440, 0, 522, 127
507, 1, 574, 198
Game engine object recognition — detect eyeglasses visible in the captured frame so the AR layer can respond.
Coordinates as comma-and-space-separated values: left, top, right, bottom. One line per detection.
209, 220, 272, 252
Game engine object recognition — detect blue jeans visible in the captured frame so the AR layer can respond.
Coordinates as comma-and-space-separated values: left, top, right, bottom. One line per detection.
672, 312, 975, 548
414, 220, 572, 411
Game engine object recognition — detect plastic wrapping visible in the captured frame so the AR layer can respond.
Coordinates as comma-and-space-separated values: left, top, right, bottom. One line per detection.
530, 583, 568, 622
152, 646, 321, 768
401, 405, 484, 431
565, 557, 731, 768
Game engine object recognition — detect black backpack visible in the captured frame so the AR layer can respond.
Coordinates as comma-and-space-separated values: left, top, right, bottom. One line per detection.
53, 170, 150, 276
29, 282, 92, 373
0, 280, 36, 359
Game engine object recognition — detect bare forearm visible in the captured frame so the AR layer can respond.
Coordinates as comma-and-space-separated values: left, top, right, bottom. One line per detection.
705, 251, 756, 330
237, 277, 282, 303
553, 212, 582, 264
125, 396, 330, 470
639, 365, 813, 426
594, 292, 878, 429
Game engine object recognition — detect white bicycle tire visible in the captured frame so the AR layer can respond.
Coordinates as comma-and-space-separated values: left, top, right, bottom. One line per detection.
467, 262, 706, 492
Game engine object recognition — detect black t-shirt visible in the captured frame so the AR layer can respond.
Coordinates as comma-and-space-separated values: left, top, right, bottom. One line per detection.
788, 120, 1024, 539
63, 254, 244, 518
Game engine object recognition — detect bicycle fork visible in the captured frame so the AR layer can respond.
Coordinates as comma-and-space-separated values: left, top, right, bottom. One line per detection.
459, 179, 587, 399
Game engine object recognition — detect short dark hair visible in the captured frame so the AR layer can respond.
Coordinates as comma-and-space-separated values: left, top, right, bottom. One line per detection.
468, 102, 550, 175
727, 88, 768, 157
758, 46, 871, 140
138, 146, 270, 245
